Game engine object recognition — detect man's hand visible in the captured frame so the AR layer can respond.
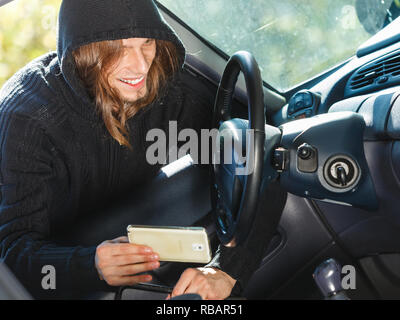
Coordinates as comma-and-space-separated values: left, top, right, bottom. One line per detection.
167, 267, 236, 300
95, 236, 160, 286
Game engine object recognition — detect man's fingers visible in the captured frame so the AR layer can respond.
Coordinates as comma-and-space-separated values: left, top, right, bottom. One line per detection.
96, 253, 159, 270
101, 261, 159, 280
171, 269, 198, 297
179, 274, 211, 299
111, 253, 159, 266
114, 243, 153, 256
181, 282, 205, 297
100, 243, 154, 256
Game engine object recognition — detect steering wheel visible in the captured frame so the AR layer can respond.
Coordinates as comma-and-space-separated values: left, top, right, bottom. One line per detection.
211, 51, 278, 247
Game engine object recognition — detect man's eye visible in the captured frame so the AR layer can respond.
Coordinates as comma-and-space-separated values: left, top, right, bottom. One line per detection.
144, 39, 154, 45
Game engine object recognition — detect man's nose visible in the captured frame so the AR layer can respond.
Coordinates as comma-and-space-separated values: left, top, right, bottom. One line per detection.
126, 49, 149, 74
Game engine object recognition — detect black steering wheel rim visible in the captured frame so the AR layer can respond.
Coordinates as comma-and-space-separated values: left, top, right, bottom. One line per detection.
212, 51, 266, 247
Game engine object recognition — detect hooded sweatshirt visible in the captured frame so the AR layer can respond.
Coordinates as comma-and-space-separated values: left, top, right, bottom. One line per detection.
0, 0, 276, 299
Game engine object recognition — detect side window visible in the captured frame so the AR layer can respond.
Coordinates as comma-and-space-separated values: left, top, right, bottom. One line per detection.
0, 0, 61, 87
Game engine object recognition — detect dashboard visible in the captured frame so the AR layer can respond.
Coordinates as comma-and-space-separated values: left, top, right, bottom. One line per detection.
267, 16, 400, 277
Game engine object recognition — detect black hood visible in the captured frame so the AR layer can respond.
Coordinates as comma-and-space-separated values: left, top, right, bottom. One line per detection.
56, 0, 186, 118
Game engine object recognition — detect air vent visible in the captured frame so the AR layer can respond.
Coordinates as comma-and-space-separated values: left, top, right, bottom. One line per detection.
345, 50, 400, 97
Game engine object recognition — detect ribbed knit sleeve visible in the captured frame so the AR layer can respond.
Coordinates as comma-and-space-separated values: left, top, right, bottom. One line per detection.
0, 113, 108, 298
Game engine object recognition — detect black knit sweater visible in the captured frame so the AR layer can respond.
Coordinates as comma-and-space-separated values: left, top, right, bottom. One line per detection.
0, 0, 272, 298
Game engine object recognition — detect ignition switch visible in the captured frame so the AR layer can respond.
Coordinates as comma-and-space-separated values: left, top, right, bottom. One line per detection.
323, 156, 360, 190
334, 164, 348, 186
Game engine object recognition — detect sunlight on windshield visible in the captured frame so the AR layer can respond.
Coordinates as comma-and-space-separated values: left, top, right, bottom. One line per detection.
158, 0, 396, 91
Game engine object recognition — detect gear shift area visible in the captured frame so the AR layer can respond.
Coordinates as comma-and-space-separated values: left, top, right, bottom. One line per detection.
313, 258, 350, 300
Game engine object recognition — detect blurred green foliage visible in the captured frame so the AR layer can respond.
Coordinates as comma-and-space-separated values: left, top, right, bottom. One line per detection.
0, 0, 383, 91
0, 0, 61, 87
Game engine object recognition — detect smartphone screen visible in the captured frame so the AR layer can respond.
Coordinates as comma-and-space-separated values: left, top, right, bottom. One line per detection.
127, 225, 212, 263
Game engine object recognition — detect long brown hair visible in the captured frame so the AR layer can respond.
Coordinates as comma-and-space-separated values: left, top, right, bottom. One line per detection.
72, 39, 179, 149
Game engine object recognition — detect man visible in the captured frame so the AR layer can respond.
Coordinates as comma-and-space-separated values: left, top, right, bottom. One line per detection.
0, 0, 274, 299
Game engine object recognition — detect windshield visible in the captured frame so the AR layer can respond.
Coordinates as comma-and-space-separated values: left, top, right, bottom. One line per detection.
0, 0, 399, 90
158, 0, 399, 92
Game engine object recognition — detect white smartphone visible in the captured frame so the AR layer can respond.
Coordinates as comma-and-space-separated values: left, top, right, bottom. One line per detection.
127, 225, 212, 263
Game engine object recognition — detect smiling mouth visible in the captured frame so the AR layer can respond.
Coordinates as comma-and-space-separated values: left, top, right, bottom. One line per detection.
118, 76, 145, 88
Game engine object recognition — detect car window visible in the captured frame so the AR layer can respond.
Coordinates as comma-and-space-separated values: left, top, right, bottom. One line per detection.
0, 0, 398, 91
0, 0, 61, 87
158, 0, 397, 92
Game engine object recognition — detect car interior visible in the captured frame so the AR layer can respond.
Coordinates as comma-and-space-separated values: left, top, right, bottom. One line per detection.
1, 0, 400, 300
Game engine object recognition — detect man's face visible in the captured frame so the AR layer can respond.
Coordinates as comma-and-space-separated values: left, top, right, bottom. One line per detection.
107, 38, 157, 103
